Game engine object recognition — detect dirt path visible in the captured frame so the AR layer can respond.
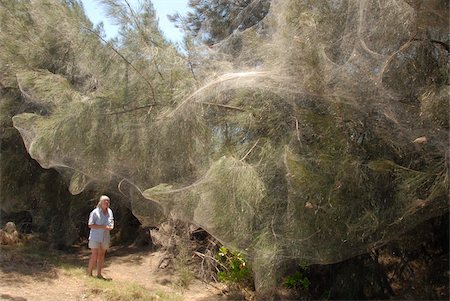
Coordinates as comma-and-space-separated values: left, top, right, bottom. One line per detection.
0, 245, 228, 301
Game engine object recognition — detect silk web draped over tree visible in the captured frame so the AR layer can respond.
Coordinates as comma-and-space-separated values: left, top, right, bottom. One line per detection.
1, 0, 448, 292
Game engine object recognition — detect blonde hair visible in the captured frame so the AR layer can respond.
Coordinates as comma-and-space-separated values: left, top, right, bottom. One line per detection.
96, 195, 110, 208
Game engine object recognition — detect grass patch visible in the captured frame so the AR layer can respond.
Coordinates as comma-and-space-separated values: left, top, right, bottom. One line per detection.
154, 290, 184, 301
85, 278, 154, 300
1, 240, 184, 301
85, 278, 182, 301
60, 264, 85, 277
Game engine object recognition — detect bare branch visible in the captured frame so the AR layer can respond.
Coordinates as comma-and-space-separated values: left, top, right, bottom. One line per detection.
293, 116, 302, 146
123, 0, 165, 80
241, 138, 260, 161
104, 103, 157, 115
197, 101, 246, 111
81, 25, 157, 103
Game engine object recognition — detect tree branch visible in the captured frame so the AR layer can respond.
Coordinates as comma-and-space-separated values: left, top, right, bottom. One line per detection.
197, 101, 245, 111
123, 0, 165, 80
241, 138, 260, 161
104, 103, 157, 115
81, 25, 157, 103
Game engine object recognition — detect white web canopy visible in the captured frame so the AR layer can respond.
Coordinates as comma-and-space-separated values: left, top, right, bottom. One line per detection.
9, 0, 448, 292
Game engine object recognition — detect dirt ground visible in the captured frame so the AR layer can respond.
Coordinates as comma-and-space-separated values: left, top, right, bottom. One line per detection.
0, 244, 229, 301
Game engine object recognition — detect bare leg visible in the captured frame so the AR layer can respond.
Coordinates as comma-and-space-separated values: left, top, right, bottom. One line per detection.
96, 247, 107, 277
87, 248, 99, 276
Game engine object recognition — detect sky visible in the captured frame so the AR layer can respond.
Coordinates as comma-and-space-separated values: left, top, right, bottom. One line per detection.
80, 0, 190, 44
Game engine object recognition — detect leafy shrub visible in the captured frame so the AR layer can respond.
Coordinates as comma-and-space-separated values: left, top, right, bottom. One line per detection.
283, 271, 311, 290
216, 246, 252, 284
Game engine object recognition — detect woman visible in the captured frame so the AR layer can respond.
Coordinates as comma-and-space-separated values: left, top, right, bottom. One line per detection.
87, 195, 114, 279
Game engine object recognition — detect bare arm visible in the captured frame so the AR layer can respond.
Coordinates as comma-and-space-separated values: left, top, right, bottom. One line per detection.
88, 224, 112, 230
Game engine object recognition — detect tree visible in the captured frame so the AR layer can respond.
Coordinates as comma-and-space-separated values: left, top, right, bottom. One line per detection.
169, 0, 270, 45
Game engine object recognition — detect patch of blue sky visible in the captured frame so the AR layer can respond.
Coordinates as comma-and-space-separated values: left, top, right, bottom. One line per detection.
80, 0, 190, 44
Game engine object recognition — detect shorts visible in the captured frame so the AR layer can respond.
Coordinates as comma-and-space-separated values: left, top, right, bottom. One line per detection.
88, 240, 110, 250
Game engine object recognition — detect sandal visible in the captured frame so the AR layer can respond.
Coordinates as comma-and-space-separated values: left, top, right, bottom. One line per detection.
96, 275, 111, 281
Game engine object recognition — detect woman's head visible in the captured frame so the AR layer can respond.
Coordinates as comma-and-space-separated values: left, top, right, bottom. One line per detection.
96, 195, 110, 209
